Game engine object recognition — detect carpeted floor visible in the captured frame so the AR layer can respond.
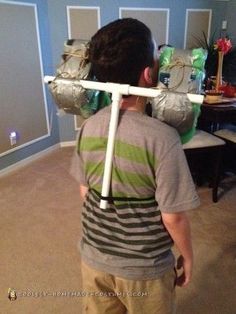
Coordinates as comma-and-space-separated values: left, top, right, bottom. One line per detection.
1, 147, 236, 314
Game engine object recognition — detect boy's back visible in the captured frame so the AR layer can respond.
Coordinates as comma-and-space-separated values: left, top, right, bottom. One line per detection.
73, 105, 199, 280
70, 18, 200, 313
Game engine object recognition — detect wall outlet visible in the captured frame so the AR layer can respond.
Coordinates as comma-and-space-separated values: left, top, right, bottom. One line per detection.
222, 20, 227, 30
9, 132, 17, 146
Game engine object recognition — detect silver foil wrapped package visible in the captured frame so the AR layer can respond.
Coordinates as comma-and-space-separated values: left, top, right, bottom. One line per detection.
151, 47, 207, 143
151, 92, 195, 134
48, 39, 110, 117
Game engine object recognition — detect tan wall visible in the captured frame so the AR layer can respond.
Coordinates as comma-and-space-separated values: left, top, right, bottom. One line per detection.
67, 7, 100, 129
185, 10, 211, 49
121, 9, 169, 46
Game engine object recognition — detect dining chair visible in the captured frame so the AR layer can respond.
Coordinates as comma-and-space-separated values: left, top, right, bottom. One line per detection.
183, 130, 226, 202
214, 128, 236, 173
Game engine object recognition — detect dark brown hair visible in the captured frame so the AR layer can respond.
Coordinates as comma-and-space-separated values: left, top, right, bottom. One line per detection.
89, 18, 154, 86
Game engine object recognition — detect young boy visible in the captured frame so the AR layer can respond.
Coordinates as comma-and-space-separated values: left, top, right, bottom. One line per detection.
71, 18, 200, 314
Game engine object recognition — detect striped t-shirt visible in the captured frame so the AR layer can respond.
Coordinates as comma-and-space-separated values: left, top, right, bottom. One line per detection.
71, 106, 200, 280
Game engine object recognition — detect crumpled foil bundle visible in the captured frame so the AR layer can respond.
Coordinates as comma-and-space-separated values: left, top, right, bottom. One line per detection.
150, 47, 207, 143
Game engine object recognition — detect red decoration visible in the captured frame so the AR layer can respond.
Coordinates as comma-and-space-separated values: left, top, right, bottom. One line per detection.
215, 38, 232, 55
214, 38, 232, 91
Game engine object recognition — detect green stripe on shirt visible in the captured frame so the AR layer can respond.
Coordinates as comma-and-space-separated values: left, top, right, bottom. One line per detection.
79, 137, 157, 167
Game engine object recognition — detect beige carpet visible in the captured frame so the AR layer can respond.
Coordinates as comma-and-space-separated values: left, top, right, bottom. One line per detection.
1, 147, 236, 314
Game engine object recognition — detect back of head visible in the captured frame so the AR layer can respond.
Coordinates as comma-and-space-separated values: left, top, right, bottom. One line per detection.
89, 18, 154, 86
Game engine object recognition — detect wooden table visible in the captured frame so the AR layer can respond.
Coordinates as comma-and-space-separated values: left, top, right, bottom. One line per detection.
197, 99, 236, 132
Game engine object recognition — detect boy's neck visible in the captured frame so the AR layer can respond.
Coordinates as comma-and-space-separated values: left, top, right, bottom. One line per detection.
120, 95, 147, 113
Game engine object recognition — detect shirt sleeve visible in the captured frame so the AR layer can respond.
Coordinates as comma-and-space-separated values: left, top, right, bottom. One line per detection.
155, 139, 200, 213
69, 129, 87, 186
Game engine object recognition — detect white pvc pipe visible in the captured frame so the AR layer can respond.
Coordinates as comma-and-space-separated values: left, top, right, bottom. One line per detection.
187, 93, 204, 104
44, 76, 204, 104
81, 80, 204, 103
44, 76, 55, 83
100, 90, 121, 209
44, 76, 204, 209
80, 80, 163, 98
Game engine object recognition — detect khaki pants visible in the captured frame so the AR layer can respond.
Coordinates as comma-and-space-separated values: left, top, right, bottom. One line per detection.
81, 261, 176, 314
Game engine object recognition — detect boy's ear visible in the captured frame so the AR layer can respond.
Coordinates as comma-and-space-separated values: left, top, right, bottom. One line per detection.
143, 67, 153, 86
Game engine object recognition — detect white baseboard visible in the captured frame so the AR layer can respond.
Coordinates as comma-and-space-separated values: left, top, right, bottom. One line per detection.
0, 143, 60, 178
60, 141, 76, 147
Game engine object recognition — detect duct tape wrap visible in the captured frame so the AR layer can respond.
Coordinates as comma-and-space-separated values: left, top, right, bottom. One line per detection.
151, 47, 207, 143
48, 39, 111, 117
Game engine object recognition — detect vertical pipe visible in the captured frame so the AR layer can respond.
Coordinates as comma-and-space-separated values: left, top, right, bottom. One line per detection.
100, 90, 122, 209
